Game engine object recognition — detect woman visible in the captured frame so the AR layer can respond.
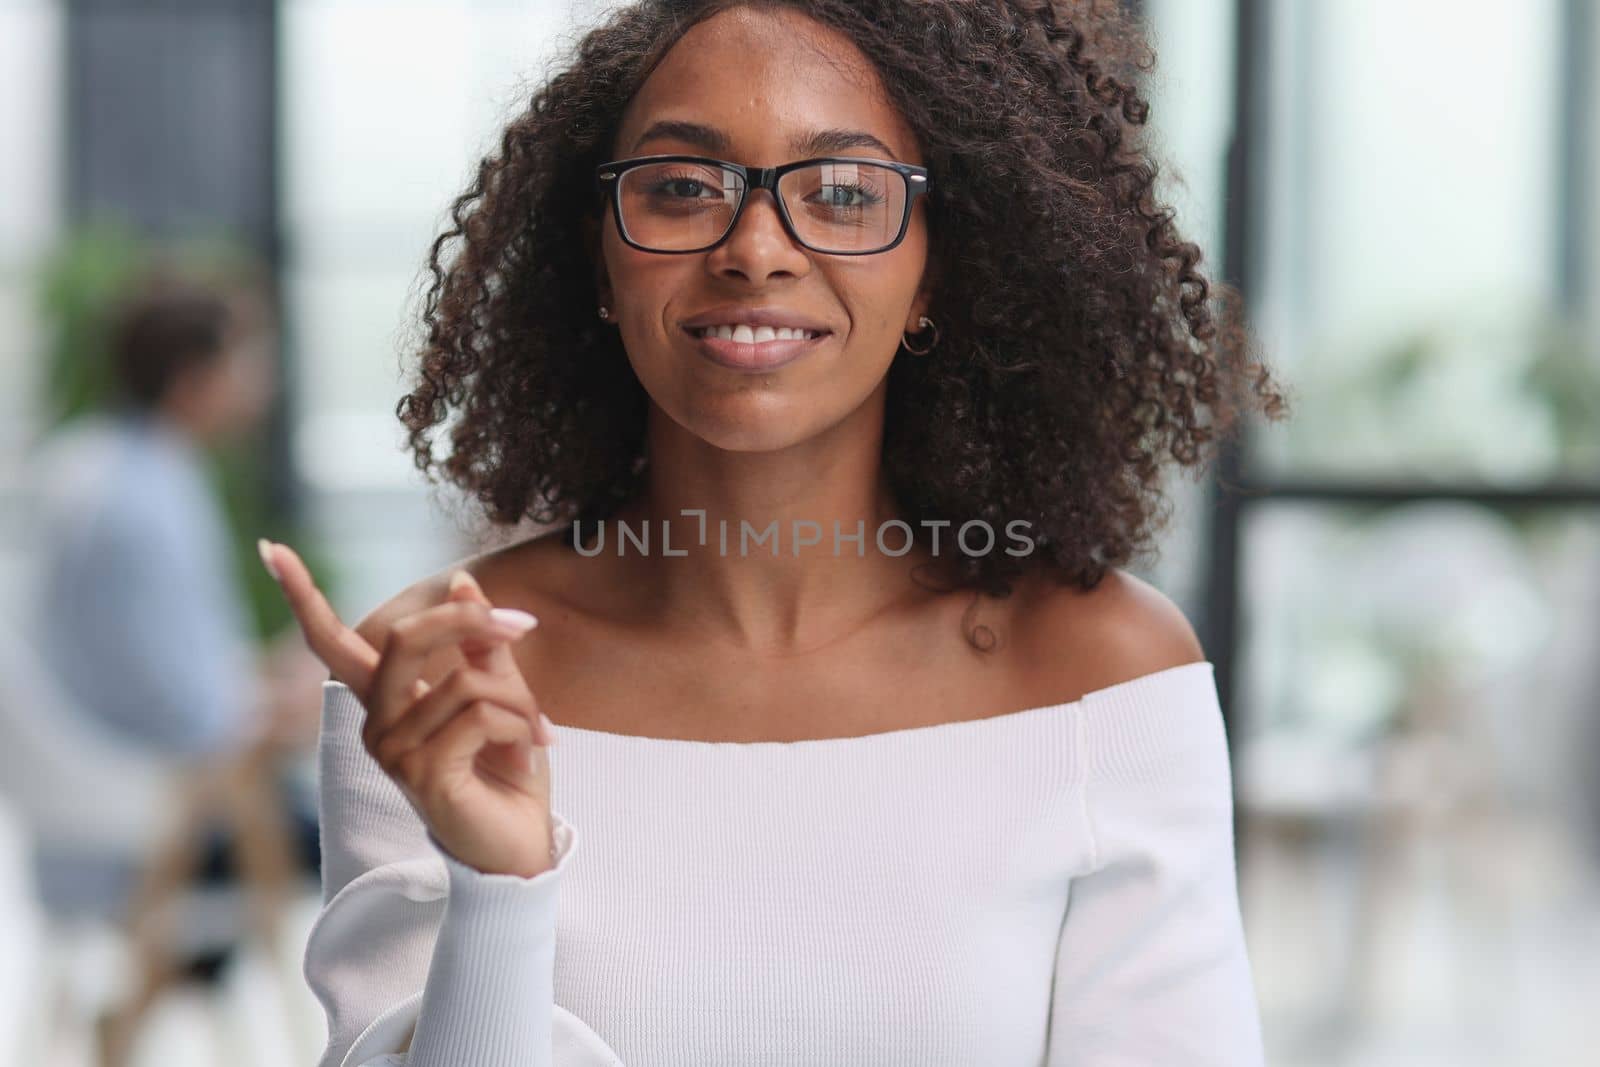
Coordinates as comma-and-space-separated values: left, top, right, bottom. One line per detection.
264, 1, 1289, 1063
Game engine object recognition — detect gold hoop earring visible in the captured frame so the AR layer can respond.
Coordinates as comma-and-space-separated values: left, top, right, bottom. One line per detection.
900, 315, 938, 355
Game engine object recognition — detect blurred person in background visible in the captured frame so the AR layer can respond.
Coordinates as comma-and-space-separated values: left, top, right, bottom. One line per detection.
22, 273, 325, 932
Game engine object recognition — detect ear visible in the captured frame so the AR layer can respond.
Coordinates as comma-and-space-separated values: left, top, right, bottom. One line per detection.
581, 214, 613, 310
901, 196, 941, 330
908, 293, 933, 331
907, 256, 939, 331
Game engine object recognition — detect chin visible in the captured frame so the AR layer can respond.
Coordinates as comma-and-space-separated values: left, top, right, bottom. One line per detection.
692, 418, 813, 455
669, 396, 821, 455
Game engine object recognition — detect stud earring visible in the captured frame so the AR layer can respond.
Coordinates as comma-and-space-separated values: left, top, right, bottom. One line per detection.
598, 306, 611, 320
900, 315, 939, 355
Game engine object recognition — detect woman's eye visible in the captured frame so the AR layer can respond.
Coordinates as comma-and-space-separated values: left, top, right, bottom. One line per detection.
809, 183, 883, 209
654, 178, 713, 199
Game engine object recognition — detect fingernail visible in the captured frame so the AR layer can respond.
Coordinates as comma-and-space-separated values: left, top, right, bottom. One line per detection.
489, 607, 539, 634
541, 713, 557, 747
257, 539, 281, 581
449, 569, 473, 594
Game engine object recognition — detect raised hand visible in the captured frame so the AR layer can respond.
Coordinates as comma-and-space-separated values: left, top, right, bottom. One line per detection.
258, 539, 558, 877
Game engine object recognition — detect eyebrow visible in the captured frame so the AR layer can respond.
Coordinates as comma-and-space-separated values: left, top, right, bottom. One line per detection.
629, 120, 900, 161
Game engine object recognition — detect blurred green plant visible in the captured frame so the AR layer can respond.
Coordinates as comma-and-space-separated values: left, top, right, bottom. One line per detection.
36, 218, 339, 642
1271, 304, 1600, 486
38, 220, 144, 426
1522, 317, 1600, 469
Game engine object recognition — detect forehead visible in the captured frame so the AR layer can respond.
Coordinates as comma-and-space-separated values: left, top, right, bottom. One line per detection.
614, 6, 921, 165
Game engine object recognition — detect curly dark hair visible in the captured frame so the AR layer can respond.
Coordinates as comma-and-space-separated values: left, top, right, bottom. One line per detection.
399, 0, 1290, 609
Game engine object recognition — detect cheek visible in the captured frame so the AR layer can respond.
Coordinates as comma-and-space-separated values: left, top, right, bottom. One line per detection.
833, 251, 926, 341
603, 232, 685, 333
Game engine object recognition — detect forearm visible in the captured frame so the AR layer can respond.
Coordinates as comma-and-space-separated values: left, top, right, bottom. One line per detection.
311, 682, 588, 1067
401, 819, 575, 1066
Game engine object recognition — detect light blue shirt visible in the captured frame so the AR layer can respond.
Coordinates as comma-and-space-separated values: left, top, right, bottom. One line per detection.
27, 410, 256, 758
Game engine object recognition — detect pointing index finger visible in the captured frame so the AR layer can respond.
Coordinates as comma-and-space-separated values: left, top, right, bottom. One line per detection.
259, 539, 380, 694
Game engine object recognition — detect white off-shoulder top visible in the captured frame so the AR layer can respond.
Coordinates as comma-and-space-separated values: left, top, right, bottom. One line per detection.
303, 660, 1266, 1066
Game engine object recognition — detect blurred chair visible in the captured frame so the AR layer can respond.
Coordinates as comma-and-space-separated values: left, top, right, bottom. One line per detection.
0, 600, 301, 1066
96, 736, 302, 1067
0, 603, 183, 858
1237, 679, 1522, 1048
0, 597, 185, 1043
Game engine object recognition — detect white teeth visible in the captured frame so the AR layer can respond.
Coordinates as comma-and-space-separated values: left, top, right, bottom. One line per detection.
693, 325, 819, 341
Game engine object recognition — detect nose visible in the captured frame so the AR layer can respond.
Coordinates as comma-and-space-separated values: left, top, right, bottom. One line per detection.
705, 187, 811, 284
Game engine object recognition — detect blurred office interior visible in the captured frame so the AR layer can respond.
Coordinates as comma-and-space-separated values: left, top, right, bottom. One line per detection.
0, 1, 1595, 1064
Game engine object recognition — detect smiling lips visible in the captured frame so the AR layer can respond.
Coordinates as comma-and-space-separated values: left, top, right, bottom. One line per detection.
683, 322, 830, 371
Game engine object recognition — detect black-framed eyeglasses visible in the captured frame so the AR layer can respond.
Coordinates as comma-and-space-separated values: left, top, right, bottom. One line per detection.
594, 154, 930, 256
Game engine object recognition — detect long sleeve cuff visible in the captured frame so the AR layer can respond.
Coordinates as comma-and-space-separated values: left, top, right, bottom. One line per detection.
402, 813, 580, 1066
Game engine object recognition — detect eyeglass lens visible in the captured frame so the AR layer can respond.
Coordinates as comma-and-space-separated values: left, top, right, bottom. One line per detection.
616, 160, 909, 253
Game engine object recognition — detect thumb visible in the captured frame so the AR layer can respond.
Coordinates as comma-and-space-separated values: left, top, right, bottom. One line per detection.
447, 566, 494, 607
447, 569, 554, 749
447, 568, 534, 675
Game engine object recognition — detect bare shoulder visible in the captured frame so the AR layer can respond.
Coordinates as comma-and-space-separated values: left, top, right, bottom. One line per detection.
1012, 567, 1206, 702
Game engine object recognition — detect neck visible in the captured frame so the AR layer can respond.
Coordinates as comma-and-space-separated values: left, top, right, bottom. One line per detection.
144, 402, 205, 446
593, 402, 943, 655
